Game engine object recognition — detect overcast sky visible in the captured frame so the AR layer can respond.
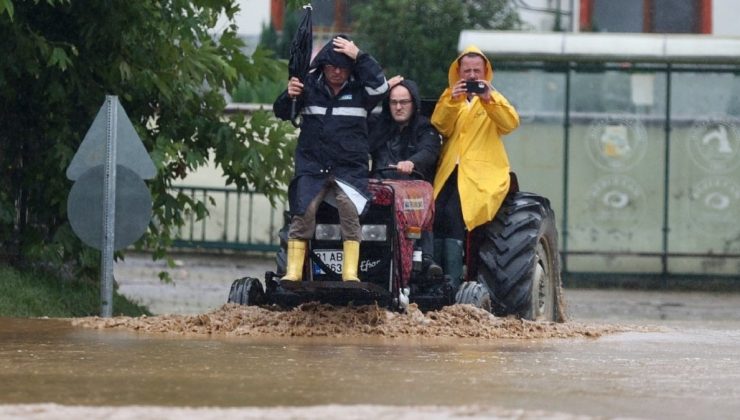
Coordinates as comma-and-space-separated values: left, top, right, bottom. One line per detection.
233, 0, 270, 36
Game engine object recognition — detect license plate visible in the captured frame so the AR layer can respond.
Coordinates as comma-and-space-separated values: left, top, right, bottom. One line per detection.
312, 249, 343, 274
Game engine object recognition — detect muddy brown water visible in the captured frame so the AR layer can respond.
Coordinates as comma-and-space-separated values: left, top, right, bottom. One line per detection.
3, 307, 740, 419
2, 253, 740, 419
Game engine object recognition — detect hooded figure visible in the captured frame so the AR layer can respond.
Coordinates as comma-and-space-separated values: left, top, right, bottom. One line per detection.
430, 45, 520, 285
275, 35, 388, 217
369, 79, 441, 181
273, 35, 388, 282
368, 78, 443, 279
432, 45, 520, 230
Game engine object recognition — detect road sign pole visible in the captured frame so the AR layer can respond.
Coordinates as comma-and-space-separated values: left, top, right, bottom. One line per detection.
100, 95, 118, 317
67, 95, 155, 317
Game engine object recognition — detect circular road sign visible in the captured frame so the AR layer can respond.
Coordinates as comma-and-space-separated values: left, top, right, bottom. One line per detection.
68, 164, 152, 251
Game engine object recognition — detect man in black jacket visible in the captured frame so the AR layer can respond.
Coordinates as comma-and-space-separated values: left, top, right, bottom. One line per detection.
273, 35, 388, 282
369, 77, 443, 280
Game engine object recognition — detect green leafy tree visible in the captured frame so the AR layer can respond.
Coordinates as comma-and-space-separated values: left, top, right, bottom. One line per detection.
0, 0, 296, 279
258, 2, 300, 60
351, 0, 521, 98
259, 21, 281, 57
276, 9, 300, 59
231, 76, 287, 103
241, 4, 306, 104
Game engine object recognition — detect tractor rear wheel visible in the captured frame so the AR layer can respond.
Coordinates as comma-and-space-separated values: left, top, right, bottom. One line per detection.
227, 277, 265, 306
476, 192, 565, 322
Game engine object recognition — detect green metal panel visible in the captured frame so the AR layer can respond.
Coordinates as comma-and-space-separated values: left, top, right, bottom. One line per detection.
492, 61, 740, 280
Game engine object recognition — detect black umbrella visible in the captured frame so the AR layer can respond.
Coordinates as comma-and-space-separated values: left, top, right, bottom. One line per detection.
289, 4, 313, 127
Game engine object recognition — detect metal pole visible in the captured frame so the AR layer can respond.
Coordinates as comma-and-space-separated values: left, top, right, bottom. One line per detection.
661, 65, 673, 286
100, 95, 118, 317
561, 64, 572, 282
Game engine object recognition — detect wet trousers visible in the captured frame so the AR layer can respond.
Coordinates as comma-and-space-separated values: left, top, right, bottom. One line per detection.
433, 168, 466, 241
288, 179, 361, 241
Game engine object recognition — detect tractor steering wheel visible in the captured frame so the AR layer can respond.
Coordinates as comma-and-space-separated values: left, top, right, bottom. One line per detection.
370, 165, 426, 180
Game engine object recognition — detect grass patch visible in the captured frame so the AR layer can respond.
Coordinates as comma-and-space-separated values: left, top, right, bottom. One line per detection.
0, 263, 151, 317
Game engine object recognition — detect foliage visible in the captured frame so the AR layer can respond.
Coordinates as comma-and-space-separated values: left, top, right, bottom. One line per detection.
259, 9, 300, 60
232, 39, 288, 103
231, 76, 287, 103
351, 0, 521, 98
0, 1, 296, 279
259, 21, 282, 58
0, 263, 150, 317
249, 2, 306, 103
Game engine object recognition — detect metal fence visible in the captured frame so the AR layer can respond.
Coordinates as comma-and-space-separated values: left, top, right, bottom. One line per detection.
494, 69, 740, 282
171, 185, 286, 253
463, 31, 740, 283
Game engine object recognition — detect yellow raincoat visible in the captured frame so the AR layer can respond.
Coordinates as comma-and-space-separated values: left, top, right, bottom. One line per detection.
431, 45, 520, 231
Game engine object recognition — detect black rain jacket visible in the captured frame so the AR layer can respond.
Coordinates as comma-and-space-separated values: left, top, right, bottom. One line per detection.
368, 79, 441, 182
274, 36, 388, 215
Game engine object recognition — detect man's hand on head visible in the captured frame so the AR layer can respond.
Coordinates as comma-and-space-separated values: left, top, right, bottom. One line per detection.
388, 75, 404, 89
333, 37, 359, 60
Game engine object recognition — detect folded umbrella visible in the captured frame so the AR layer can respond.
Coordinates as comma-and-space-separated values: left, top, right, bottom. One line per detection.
288, 4, 313, 127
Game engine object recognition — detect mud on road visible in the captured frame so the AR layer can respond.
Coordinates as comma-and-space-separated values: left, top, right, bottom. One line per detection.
112, 252, 740, 322
72, 301, 639, 339
101, 252, 731, 340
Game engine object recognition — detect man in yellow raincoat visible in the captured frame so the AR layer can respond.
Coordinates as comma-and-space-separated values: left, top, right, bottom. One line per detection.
431, 45, 520, 286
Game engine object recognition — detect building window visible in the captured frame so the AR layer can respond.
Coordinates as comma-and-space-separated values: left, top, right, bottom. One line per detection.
591, 0, 644, 32
650, 0, 697, 33
582, 0, 711, 34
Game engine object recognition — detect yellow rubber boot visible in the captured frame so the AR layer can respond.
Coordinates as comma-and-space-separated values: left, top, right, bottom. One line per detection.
342, 240, 361, 282
281, 239, 306, 281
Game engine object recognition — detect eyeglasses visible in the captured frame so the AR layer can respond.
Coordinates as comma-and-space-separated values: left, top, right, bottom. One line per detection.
389, 99, 413, 107
325, 64, 349, 72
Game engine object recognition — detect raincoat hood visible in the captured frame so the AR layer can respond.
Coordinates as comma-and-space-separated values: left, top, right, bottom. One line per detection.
380, 79, 422, 117
446, 45, 494, 88
310, 34, 355, 70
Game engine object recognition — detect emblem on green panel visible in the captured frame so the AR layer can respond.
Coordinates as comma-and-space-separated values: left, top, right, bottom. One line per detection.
689, 177, 740, 233
587, 175, 645, 225
688, 119, 740, 173
586, 117, 647, 171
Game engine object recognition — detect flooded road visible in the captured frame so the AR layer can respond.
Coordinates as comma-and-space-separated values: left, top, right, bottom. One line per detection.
2, 253, 740, 419
2, 311, 740, 419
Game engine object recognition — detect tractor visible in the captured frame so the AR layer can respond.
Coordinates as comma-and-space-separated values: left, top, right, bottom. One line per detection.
227, 167, 565, 322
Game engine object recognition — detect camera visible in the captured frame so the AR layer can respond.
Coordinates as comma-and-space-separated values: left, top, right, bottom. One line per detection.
465, 80, 486, 94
